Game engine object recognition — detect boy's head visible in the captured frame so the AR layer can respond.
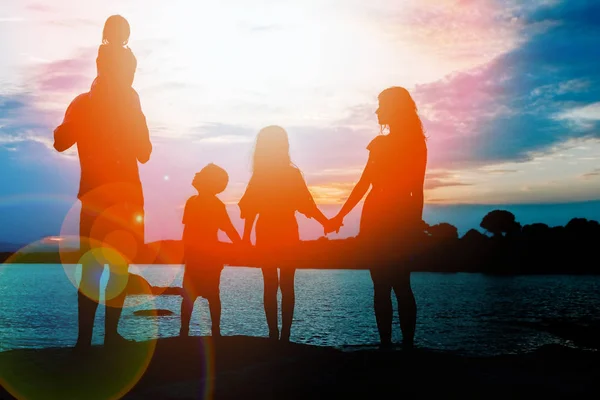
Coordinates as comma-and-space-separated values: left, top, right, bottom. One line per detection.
193, 163, 229, 195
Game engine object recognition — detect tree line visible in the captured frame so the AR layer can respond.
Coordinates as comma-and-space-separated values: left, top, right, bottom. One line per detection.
411, 210, 600, 274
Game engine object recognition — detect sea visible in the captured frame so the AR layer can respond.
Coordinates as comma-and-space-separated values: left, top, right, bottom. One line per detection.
1, 264, 599, 356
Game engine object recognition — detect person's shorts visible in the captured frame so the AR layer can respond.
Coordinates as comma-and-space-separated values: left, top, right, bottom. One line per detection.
182, 263, 223, 299
79, 195, 145, 265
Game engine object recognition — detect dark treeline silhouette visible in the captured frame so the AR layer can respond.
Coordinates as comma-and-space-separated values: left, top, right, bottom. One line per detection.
4, 209, 598, 275
413, 211, 600, 274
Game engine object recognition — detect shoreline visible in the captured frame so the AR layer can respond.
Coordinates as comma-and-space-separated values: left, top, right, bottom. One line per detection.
1, 336, 599, 399
3, 254, 600, 276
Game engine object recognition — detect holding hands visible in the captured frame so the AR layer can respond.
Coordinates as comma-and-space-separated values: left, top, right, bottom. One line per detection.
323, 215, 344, 235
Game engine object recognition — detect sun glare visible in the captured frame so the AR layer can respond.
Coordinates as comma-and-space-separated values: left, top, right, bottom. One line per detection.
127, 0, 397, 128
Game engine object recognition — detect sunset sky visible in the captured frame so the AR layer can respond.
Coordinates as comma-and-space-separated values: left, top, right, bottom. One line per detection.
1, 0, 599, 244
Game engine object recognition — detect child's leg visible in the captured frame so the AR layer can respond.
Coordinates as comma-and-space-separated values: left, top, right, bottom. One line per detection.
280, 267, 296, 342
207, 268, 223, 337
261, 267, 279, 339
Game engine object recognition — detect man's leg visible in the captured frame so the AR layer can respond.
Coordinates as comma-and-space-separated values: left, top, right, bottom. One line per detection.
104, 262, 130, 344
76, 261, 104, 348
76, 202, 103, 349
180, 293, 197, 337
103, 201, 145, 345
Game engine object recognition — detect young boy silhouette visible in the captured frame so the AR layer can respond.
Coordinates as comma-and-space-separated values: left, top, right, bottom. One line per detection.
180, 163, 241, 337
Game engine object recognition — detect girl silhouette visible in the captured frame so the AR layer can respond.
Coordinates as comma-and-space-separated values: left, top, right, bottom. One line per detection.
239, 125, 331, 342
92, 15, 137, 92
330, 87, 428, 348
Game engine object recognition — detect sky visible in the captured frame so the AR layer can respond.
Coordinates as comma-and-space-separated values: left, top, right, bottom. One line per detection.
1, 0, 599, 245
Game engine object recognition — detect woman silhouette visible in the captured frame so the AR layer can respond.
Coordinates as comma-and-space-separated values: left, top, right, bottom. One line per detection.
330, 87, 427, 348
239, 125, 331, 342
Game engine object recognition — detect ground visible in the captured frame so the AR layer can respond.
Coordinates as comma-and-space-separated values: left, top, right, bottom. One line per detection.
1, 335, 599, 399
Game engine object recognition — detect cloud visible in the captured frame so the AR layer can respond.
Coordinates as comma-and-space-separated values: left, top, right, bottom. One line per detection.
554, 102, 600, 129
25, 3, 56, 12
424, 170, 473, 190
0, 90, 76, 158
0, 17, 26, 23
481, 169, 519, 174
365, 0, 534, 71
581, 168, 600, 179
406, 0, 600, 169
33, 49, 95, 96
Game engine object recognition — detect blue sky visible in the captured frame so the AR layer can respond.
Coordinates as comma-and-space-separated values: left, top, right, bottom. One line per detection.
1, 0, 599, 245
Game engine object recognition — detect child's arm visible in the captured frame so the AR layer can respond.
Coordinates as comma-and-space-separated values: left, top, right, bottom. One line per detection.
312, 208, 330, 229
238, 177, 259, 244
241, 214, 257, 244
294, 170, 336, 234
222, 215, 242, 244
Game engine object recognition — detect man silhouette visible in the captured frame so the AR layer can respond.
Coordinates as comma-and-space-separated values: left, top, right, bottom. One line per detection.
54, 66, 151, 348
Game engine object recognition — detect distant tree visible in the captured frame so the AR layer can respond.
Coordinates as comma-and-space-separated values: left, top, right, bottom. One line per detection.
522, 223, 550, 239
565, 218, 600, 240
480, 210, 520, 238
566, 217, 588, 231
462, 228, 487, 242
549, 225, 566, 240
427, 223, 459, 241
590, 220, 600, 238
506, 221, 522, 239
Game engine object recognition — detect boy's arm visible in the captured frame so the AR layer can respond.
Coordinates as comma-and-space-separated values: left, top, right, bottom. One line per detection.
222, 216, 242, 244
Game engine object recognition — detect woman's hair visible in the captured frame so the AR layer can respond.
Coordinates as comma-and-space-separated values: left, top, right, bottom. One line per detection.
378, 86, 426, 141
252, 125, 293, 175
102, 15, 130, 45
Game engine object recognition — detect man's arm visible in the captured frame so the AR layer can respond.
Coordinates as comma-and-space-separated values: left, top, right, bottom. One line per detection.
53, 94, 87, 152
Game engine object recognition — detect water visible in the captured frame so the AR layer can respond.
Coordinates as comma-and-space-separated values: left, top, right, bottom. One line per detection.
1, 264, 599, 356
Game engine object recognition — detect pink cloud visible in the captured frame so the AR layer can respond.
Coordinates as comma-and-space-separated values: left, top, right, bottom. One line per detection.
34, 50, 95, 94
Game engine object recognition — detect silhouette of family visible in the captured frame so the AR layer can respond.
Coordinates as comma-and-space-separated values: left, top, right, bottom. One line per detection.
53, 16, 427, 350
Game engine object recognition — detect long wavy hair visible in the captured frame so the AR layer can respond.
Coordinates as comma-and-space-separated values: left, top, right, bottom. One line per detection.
378, 86, 426, 141
251, 125, 293, 177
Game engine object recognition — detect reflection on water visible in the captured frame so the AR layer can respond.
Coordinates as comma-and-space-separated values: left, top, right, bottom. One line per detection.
1, 264, 599, 356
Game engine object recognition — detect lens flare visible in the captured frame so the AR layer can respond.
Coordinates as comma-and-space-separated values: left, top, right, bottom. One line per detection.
55, 183, 175, 308
0, 240, 159, 400
198, 337, 216, 400
0, 338, 157, 400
